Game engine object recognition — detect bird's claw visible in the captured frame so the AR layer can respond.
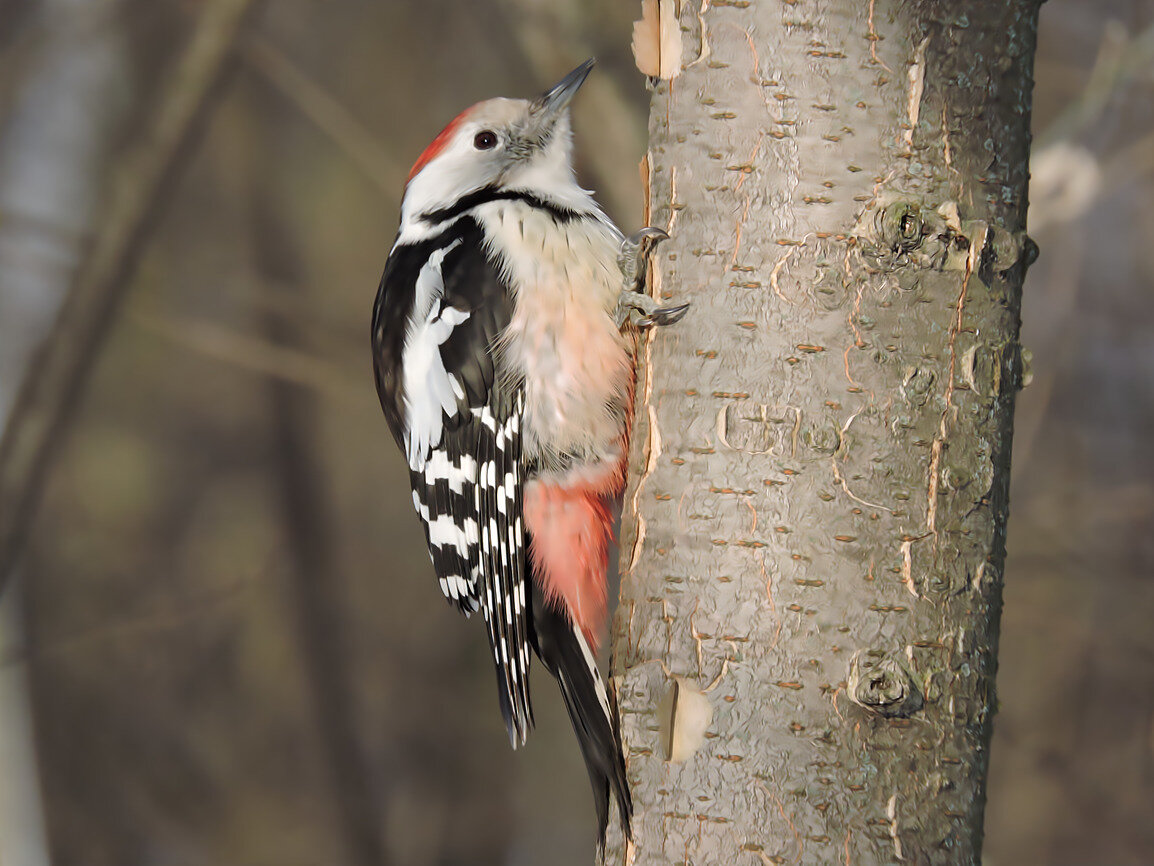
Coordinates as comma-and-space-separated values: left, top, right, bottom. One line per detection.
637, 302, 690, 328
616, 227, 688, 329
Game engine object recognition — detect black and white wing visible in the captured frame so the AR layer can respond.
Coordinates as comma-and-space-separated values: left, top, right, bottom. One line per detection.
372, 217, 533, 744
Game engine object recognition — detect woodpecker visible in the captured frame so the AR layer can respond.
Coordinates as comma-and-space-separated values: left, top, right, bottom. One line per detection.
371, 59, 686, 842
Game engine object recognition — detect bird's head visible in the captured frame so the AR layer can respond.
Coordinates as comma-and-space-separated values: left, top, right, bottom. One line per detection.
400, 59, 596, 227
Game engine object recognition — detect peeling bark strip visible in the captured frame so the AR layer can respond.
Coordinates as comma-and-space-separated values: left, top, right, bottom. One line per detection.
608, 2, 1039, 864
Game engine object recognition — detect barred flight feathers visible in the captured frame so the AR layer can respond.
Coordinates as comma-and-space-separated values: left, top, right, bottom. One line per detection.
372, 216, 533, 744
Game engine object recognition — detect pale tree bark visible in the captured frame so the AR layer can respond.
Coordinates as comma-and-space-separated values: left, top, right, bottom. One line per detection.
0, 4, 130, 864
606, 2, 1039, 864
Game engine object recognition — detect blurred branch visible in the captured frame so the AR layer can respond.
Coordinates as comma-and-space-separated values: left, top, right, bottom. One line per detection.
1009, 230, 1086, 474
1029, 129, 1154, 233
0, 575, 252, 669
131, 307, 365, 406
239, 84, 389, 866
0, 0, 265, 598
263, 310, 389, 866
1037, 18, 1154, 150
242, 34, 404, 194
1103, 129, 1154, 188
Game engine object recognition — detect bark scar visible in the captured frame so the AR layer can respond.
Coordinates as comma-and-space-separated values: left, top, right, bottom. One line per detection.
867, 0, 893, 72
900, 538, 919, 598
831, 409, 894, 513
622, 836, 636, 866
941, 102, 954, 174
702, 655, 730, 692
842, 243, 868, 389
770, 243, 800, 303
904, 36, 930, 149
626, 166, 677, 574
887, 793, 906, 861
687, 0, 712, 68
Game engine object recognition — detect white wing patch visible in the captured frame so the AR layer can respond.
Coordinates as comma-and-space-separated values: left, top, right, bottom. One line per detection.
402, 238, 469, 470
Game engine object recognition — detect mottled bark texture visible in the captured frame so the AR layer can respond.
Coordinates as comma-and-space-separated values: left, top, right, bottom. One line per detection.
607, 2, 1039, 864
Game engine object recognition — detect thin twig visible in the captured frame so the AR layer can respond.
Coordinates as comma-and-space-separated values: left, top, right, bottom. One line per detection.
131, 307, 363, 405
1037, 19, 1154, 150
0, 0, 265, 595
242, 34, 404, 193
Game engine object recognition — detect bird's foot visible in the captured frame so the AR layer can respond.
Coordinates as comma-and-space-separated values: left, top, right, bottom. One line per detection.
615, 291, 690, 329
615, 227, 689, 329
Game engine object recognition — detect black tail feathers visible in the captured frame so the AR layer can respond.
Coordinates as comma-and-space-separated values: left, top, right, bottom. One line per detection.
530, 582, 632, 844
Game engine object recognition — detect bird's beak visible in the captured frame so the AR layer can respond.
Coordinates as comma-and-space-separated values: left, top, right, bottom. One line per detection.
532, 58, 595, 122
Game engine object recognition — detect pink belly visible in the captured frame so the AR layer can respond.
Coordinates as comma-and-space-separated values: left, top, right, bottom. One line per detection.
524, 458, 626, 652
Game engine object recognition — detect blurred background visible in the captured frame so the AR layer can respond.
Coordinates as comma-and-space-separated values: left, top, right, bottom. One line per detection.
0, 1, 1149, 864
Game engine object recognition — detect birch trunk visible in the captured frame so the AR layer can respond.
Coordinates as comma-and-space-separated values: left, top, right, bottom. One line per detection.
0, 4, 129, 864
607, 2, 1039, 864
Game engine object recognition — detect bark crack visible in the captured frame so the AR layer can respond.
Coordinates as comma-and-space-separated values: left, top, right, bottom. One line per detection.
867, 0, 893, 72
926, 224, 988, 538
770, 243, 800, 304
626, 166, 677, 574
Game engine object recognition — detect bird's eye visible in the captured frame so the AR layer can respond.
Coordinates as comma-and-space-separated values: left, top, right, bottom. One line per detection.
473, 130, 498, 150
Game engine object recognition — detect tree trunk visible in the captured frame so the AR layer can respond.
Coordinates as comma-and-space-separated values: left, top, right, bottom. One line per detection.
607, 2, 1039, 864
0, 4, 130, 864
